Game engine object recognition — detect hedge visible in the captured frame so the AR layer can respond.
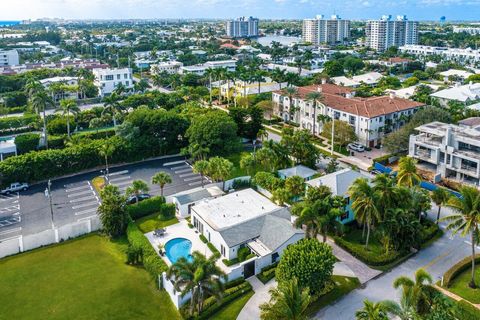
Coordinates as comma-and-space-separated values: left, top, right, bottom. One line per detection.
419, 221, 441, 244
14, 133, 39, 154
127, 196, 166, 220
456, 299, 480, 320
0, 113, 39, 130
207, 242, 221, 258
333, 236, 405, 266
199, 234, 208, 243
126, 222, 168, 279
158, 203, 175, 220
257, 262, 278, 284
443, 254, 480, 287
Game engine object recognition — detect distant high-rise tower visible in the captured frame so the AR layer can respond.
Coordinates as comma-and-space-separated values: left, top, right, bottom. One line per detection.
365, 15, 419, 52
440, 16, 446, 25
225, 17, 259, 38
302, 15, 351, 45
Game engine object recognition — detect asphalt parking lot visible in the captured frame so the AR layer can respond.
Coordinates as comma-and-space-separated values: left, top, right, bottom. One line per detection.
0, 155, 208, 241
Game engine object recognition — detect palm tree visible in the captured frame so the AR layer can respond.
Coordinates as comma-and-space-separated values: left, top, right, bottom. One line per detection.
98, 142, 115, 180
256, 128, 268, 143
207, 157, 233, 191
295, 206, 320, 239
306, 91, 322, 136
381, 296, 417, 320
355, 300, 388, 320
167, 251, 226, 316
57, 99, 80, 137
260, 277, 310, 320
31, 90, 54, 149
193, 160, 210, 188
372, 174, 399, 219
151, 171, 172, 196
442, 186, 480, 288
102, 92, 123, 127
126, 180, 149, 203
348, 178, 381, 249
271, 68, 287, 90
397, 157, 421, 187
205, 68, 215, 105
283, 86, 298, 121
392, 268, 433, 315
431, 187, 451, 225
24, 78, 43, 99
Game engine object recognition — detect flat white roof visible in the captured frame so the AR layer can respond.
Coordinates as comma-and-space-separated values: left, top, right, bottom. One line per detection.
192, 188, 280, 231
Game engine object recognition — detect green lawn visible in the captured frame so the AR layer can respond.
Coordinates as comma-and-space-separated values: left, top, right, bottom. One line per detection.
0, 234, 181, 320
209, 291, 255, 320
448, 265, 480, 304
227, 151, 263, 179
135, 213, 179, 233
306, 276, 361, 316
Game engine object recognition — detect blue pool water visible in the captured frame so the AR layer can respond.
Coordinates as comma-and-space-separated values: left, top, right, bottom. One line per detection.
165, 238, 193, 264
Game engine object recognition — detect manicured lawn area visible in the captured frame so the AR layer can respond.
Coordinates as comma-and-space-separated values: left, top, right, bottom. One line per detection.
306, 276, 361, 316
135, 213, 179, 233
209, 291, 255, 320
0, 234, 181, 320
448, 265, 480, 304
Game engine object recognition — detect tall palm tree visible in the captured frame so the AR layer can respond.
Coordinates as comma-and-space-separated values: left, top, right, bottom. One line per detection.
102, 92, 123, 127
381, 295, 417, 320
355, 300, 388, 320
24, 78, 43, 99
295, 206, 320, 239
31, 90, 54, 149
205, 68, 215, 105
126, 179, 149, 204
151, 171, 172, 196
57, 99, 80, 137
99, 142, 115, 180
442, 186, 480, 288
306, 91, 322, 136
397, 157, 421, 188
193, 160, 209, 188
167, 251, 226, 316
392, 268, 433, 315
431, 187, 451, 225
271, 68, 287, 90
260, 277, 310, 320
349, 178, 381, 249
372, 174, 399, 219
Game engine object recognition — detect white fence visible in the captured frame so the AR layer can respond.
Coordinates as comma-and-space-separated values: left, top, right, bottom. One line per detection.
0, 215, 101, 259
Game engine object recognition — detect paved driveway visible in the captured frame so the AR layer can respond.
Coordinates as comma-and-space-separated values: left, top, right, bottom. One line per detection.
237, 277, 277, 320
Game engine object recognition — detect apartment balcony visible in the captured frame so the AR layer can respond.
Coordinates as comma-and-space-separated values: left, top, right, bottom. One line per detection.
414, 150, 435, 164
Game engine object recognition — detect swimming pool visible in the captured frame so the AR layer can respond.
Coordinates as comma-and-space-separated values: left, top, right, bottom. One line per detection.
164, 238, 193, 264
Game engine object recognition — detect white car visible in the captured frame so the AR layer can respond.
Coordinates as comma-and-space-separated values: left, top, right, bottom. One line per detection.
347, 143, 365, 152
1, 182, 29, 194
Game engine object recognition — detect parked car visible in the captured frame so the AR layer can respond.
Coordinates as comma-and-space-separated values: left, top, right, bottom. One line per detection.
370, 169, 382, 175
347, 143, 365, 152
126, 193, 151, 205
1, 182, 29, 194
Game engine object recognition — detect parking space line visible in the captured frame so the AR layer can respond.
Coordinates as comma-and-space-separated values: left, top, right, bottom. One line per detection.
164, 160, 186, 167
171, 165, 189, 170
65, 185, 90, 192
70, 195, 96, 203
108, 176, 132, 183
175, 168, 193, 174
67, 190, 93, 198
108, 170, 129, 177
184, 176, 202, 182
188, 180, 204, 186
0, 227, 21, 236
179, 172, 198, 178
72, 201, 98, 209
0, 205, 20, 213
75, 207, 98, 216
113, 180, 133, 187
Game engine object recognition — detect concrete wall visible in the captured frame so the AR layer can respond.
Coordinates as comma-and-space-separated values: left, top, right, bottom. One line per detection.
162, 272, 191, 309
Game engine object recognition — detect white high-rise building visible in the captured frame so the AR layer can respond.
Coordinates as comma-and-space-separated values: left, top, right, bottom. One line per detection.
302, 15, 350, 45
225, 17, 259, 38
0, 49, 19, 66
366, 15, 418, 52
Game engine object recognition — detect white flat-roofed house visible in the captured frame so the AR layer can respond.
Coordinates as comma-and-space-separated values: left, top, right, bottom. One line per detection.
93, 67, 133, 97
331, 72, 383, 88
220, 77, 288, 98
409, 119, 480, 186
39, 76, 79, 102
439, 69, 474, 82
272, 83, 424, 147
191, 188, 304, 275
168, 186, 224, 218
0, 49, 19, 66
179, 60, 237, 76
150, 61, 183, 75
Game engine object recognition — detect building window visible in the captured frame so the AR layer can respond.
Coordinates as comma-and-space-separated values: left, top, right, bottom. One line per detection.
220, 245, 226, 257
124, 73, 128, 79
117, 74, 120, 80
271, 252, 279, 263
105, 75, 114, 81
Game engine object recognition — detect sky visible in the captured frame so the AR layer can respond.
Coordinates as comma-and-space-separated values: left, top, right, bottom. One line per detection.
1, 0, 480, 21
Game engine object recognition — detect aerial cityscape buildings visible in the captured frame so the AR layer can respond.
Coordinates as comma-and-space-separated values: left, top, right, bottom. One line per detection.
225, 16, 259, 38
365, 15, 419, 51
302, 15, 351, 45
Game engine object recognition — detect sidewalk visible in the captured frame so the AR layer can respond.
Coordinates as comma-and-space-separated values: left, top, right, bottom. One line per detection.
237, 277, 277, 320
325, 237, 382, 284
434, 285, 480, 309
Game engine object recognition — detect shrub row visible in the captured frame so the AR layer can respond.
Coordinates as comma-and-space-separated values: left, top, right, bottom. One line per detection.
158, 203, 175, 220
126, 222, 168, 279
199, 234, 208, 243
257, 262, 278, 284
207, 242, 221, 259
0, 113, 39, 130
443, 254, 480, 287
419, 221, 441, 244
126, 196, 166, 220
14, 133, 40, 154
333, 236, 404, 266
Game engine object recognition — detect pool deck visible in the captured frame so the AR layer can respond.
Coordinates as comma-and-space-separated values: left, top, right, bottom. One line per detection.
145, 219, 233, 273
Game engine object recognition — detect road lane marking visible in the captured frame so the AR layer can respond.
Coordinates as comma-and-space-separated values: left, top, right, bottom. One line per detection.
113, 180, 133, 187
108, 170, 129, 177
69, 195, 96, 203
421, 248, 456, 270
109, 175, 131, 183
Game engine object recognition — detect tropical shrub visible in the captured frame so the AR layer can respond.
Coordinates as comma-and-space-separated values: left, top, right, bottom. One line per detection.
14, 133, 39, 154
126, 196, 166, 220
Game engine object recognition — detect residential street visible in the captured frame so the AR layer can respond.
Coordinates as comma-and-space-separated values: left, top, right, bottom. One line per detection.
314, 205, 472, 319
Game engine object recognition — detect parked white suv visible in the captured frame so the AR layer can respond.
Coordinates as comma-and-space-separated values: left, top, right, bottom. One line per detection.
1, 182, 29, 194
347, 143, 365, 152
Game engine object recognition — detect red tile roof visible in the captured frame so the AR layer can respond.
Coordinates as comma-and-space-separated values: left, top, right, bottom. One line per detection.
274, 84, 425, 118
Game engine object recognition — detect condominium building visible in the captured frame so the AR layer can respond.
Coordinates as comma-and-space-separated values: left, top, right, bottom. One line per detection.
272, 83, 424, 147
302, 15, 351, 45
399, 45, 480, 65
92, 67, 133, 97
0, 49, 19, 66
409, 118, 480, 186
453, 27, 480, 35
366, 15, 418, 52
150, 61, 183, 75
225, 17, 259, 38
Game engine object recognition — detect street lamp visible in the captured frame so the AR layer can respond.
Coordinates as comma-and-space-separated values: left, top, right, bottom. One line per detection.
44, 179, 54, 229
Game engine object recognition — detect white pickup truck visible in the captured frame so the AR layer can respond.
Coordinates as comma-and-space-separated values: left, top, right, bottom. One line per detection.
1, 182, 29, 194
